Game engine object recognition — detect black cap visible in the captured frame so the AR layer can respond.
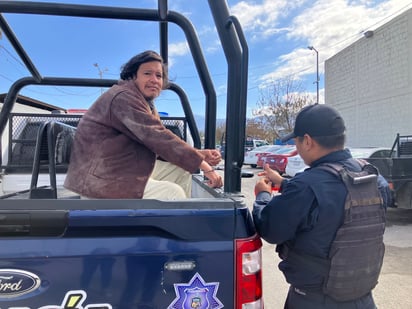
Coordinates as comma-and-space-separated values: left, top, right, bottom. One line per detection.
281, 104, 345, 142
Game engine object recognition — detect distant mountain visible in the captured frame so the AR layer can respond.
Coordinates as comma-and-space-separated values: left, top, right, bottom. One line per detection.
193, 115, 225, 131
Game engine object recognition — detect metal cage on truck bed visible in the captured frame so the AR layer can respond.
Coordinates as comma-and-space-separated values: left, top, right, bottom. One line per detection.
367, 134, 412, 181
3, 113, 188, 174
367, 133, 412, 209
0, 0, 249, 194
3, 113, 82, 173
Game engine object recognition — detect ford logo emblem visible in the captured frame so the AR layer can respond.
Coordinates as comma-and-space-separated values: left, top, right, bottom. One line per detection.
0, 269, 41, 298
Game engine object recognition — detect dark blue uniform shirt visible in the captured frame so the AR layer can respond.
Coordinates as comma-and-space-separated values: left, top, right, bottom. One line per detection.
252, 149, 390, 288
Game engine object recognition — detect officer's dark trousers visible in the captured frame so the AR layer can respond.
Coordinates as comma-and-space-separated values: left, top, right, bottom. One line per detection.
284, 286, 377, 309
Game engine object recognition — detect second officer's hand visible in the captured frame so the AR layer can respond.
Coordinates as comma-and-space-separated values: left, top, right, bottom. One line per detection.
257, 163, 284, 186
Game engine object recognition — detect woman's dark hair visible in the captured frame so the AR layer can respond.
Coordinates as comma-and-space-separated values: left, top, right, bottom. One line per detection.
120, 50, 168, 88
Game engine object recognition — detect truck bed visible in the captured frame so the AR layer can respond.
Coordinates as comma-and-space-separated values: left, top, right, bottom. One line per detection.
0, 195, 253, 308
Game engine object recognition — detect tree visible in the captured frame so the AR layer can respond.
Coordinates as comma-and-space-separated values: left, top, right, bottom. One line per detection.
245, 117, 271, 141
252, 77, 313, 142
215, 122, 226, 146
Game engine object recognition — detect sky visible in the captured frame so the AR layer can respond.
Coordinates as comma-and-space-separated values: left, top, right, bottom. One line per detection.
1, 0, 412, 123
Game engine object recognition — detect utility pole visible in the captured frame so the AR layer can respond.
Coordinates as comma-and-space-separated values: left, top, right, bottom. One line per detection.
93, 63, 108, 94
307, 46, 319, 104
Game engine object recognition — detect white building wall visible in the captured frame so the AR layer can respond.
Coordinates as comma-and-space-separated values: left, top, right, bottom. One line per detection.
325, 9, 412, 147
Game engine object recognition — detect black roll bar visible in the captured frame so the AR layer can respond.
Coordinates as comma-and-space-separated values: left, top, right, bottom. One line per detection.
167, 83, 201, 149
208, 1, 248, 193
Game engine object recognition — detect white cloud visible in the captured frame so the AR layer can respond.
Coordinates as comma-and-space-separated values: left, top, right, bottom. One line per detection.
231, 3, 272, 40
231, 0, 306, 39
168, 41, 190, 57
166, 41, 190, 70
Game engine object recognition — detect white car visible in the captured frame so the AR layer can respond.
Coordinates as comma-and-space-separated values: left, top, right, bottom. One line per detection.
285, 147, 394, 177
244, 145, 282, 168
244, 138, 270, 152
285, 154, 307, 177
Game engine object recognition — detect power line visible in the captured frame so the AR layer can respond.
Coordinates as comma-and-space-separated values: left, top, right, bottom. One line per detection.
0, 45, 25, 68
0, 72, 14, 83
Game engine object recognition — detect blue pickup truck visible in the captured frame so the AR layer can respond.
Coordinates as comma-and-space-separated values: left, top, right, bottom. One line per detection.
0, 1, 262, 308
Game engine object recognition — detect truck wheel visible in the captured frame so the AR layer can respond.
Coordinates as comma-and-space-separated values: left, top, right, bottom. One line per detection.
396, 182, 412, 209
251, 164, 257, 168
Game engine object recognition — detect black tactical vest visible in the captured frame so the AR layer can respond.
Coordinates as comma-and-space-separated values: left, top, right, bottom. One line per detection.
281, 160, 386, 302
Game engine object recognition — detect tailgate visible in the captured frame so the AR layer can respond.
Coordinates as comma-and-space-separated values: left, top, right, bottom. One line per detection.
0, 198, 246, 308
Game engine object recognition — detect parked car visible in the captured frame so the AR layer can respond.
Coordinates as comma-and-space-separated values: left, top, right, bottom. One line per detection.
220, 143, 226, 157
285, 154, 307, 177
244, 138, 269, 152
258, 146, 297, 173
244, 145, 281, 168
255, 145, 287, 168
284, 147, 394, 177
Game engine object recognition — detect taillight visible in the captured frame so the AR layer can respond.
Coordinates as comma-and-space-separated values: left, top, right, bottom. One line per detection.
235, 234, 263, 309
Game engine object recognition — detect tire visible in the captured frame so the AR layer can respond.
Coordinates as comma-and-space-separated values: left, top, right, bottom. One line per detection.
251, 164, 257, 168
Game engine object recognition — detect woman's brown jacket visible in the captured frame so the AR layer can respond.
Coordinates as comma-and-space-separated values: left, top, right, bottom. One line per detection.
64, 80, 203, 198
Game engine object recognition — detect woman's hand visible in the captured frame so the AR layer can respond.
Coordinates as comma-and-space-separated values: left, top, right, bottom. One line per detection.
199, 149, 222, 166
200, 160, 222, 188
203, 169, 223, 188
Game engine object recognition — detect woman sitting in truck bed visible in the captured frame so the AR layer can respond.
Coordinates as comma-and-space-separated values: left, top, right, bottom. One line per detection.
64, 50, 222, 199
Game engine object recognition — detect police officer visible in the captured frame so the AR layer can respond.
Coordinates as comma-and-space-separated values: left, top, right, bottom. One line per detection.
252, 104, 391, 308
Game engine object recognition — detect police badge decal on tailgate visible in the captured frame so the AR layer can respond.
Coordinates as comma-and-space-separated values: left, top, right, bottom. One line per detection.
168, 273, 223, 309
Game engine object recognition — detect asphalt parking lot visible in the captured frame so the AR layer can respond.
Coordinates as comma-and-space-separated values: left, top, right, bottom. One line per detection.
239, 166, 412, 309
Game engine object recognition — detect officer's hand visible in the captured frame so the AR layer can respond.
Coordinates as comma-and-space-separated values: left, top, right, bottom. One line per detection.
257, 163, 284, 187
254, 177, 272, 195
